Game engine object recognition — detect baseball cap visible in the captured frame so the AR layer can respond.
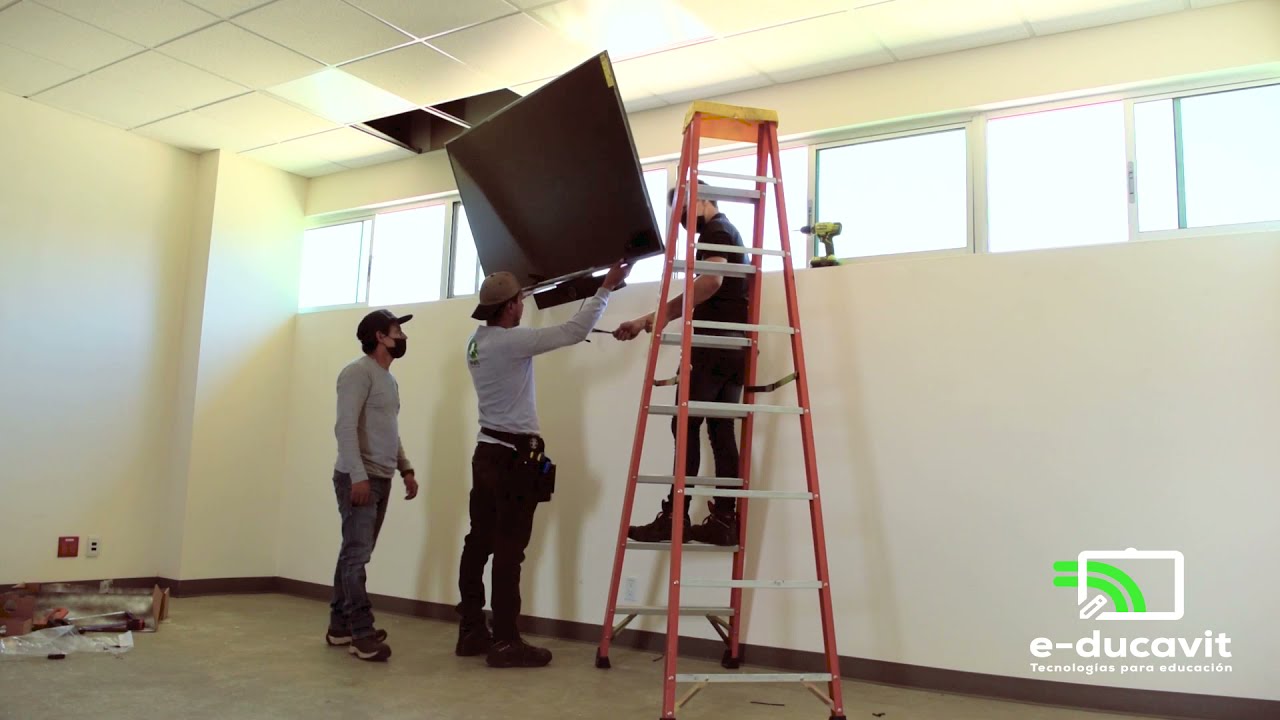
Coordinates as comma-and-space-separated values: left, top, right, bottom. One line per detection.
471, 271, 523, 321
357, 309, 413, 344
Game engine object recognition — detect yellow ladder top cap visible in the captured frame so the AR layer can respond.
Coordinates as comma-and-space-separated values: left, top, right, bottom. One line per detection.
683, 100, 779, 130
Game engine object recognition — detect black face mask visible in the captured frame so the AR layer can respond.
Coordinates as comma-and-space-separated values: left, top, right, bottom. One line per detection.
389, 337, 407, 359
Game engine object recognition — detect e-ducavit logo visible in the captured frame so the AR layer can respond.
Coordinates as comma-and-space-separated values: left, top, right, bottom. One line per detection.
1029, 548, 1233, 676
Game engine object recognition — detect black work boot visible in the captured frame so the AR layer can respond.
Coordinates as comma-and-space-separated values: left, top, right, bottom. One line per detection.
456, 623, 493, 657
627, 500, 692, 543
348, 634, 392, 662
486, 637, 553, 668
689, 501, 739, 546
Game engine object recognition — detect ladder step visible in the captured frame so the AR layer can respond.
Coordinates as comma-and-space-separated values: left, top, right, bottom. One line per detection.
692, 320, 795, 335
671, 259, 756, 276
691, 185, 763, 204
695, 242, 786, 257
660, 332, 751, 350
650, 402, 805, 419
637, 475, 744, 488
686, 488, 812, 500
694, 169, 779, 184
627, 541, 739, 553
683, 579, 825, 589
677, 673, 833, 684
615, 605, 734, 616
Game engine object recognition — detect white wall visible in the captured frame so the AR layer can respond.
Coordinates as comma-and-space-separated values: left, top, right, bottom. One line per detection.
173, 151, 306, 580
0, 92, 196, 581
277, 233, 1280, 700
305, 0, 1280, 216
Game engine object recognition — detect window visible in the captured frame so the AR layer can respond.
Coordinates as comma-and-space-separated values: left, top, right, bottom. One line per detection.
450, 203, 482, 297
986, 101, 1128, 253
816, 129, 967, 259
367, 204, 447, 306
298, 220, 369, 309
694, 146, 808, 272
625, 167, 675, 285
1135, 83, 1280, 231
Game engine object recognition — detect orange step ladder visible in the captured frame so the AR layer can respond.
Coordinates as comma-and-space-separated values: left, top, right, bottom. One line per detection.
595, 101, 846, 720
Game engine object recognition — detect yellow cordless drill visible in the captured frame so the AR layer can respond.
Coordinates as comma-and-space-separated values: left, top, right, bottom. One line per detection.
801, 222, 842, 268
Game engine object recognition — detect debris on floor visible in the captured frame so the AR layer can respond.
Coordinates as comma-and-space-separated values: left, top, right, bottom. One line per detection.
0, 581, 170, 656
750, 700, 786, 707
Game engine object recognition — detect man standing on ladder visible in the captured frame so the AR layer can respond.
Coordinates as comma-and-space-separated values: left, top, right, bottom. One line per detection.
614, 181, 750, 546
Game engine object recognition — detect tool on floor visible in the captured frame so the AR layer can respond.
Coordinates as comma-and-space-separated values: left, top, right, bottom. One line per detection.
801, 222, 842, 268
594, 101, 846, 720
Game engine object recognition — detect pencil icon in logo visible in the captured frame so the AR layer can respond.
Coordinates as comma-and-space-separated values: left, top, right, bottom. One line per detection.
1052, 548, 1184, 621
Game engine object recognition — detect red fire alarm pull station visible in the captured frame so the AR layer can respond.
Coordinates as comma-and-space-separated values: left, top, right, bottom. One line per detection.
57, 536, 79, 558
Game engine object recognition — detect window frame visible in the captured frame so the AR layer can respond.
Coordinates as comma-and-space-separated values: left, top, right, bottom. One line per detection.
813, 120, 976, 263
299, 195, 458, 313
1124, 78, 1280, 242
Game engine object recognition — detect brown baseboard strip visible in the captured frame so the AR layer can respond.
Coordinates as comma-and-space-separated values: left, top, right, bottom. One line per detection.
155, 576, 276, 597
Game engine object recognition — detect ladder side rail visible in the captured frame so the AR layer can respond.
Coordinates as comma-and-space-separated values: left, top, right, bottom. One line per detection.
767, 128, 846, 718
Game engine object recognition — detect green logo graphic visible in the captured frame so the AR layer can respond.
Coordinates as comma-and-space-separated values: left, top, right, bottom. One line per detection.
1052, 549, 1183, 621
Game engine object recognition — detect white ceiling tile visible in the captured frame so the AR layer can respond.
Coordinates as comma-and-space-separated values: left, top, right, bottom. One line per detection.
86, 51, 247, 110
623, 94, 667, 112
265, 67, 415, 124
132, 110, 249, 151
0, 41, 81, 96
34, 0, 218, 47
340, 42, 503, 106
612, 39, 768, 105
183, 0, 275, 19
33, 73, 185, 128
241, 143, 348, 176
345, 0, 517, 39
295, 126, 415, 167
0, 1, 143, 72
158, 22, 323, 89
233, 0, 412, 65
857, 0, 1030, 60
1016, 0, 1186, 36
195, 91, 337, 149
724, 11, 892, 84
531, 0, 713, 61
679, 0, 849, 37
429, 13, 593, 87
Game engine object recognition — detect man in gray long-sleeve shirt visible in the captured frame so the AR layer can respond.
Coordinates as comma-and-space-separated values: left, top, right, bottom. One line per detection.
456, 263, 629, 668
327, 308, 420, 662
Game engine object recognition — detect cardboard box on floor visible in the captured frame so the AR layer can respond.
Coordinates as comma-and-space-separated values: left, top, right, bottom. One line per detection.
0, 593, 35, 637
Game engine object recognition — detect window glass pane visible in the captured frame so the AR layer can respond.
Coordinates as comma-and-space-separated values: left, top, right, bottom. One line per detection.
626, 167, 673, 285
987, 101, 1127, 253
368, 204, 446, 306
694, 146, 808, 272
1134, 99, 1179, 232
299, 221, 366, 309
451, 203, 481, 297
1181, 84, 1280, 227
816, 129, 967, 259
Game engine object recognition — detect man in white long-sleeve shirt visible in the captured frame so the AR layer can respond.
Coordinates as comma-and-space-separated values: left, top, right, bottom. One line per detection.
456, 263, 629, 668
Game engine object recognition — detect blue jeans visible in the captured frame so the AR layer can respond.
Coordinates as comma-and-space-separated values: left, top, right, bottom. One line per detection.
330, 471, 391, 639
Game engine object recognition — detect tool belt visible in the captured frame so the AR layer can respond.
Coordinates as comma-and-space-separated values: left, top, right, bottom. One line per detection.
481, 428, 556, 503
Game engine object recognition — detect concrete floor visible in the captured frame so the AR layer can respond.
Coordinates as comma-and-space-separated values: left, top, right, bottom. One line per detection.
0, 594, 1163, 720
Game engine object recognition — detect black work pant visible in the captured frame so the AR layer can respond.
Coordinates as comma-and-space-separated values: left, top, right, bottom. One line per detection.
457, 442, 539, 643
668, 347, 745, 515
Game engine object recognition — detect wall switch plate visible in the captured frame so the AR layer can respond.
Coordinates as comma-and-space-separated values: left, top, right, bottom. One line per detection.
622, 576, 638, 604
57, 536, 79, 558
86, 536, 100, 558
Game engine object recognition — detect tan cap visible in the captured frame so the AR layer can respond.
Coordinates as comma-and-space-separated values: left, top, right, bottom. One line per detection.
471, 271, 522, 320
